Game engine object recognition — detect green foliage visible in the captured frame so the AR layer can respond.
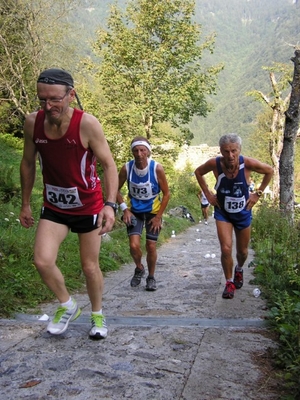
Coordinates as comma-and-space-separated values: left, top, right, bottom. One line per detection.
251, 203, 300, 397
191, 0, 300, 147
0, 0, 83, 137
0, 165, 20, 203
86, 0, 223, 166
1, 0, 299, 148
0, 133, 23, 150
0, 135, 22, 203
0, 206, 44, 316
245, 108, 273, 163
169, 167, 194, 203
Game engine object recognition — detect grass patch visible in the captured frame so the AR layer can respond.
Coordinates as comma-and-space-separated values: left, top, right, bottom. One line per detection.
251, 203, 300, 399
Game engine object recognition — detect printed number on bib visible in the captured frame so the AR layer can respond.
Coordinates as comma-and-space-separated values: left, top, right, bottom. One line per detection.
45, 184, 83, 209
129, 181, 152, 200
224, 195, 246, 213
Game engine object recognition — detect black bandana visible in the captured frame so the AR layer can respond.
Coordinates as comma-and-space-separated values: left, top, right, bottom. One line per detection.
37, 68, 74, 87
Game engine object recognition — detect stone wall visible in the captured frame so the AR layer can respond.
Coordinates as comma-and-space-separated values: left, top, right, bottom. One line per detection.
175, 144, 220, 170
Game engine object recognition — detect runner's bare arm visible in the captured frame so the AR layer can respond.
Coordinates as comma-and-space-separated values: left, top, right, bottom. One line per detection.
80, 113, 118, 233
244, 157, 273, 210
155, 164, 170, 219
195, 159, 220, 207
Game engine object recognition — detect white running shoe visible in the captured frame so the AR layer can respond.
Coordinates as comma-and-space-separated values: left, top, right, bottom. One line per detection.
89, 313, 108, 340
47, 301, 81, 335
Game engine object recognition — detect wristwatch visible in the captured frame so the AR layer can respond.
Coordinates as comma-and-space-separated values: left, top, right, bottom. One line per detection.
255, 190, 263, 197
104, 201, 118, 214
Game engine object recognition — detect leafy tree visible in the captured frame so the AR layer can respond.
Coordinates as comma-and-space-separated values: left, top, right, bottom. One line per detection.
0, 0, 36, 135
0, 0, 80, 137
246, 108, 273, 164
87, 0, 223, 164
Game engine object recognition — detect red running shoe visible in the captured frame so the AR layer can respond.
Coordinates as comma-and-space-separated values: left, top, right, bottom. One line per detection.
222, 281, 236, 299
233, 266, 244, 289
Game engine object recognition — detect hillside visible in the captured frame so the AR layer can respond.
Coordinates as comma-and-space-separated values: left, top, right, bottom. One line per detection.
191, 0, 300, 146
72, 0, 300, 148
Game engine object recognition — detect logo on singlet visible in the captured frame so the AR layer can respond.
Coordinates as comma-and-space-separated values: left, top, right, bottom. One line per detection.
65, 138, 77, 149
35, 138, 47, 144
233, 183, 243, 197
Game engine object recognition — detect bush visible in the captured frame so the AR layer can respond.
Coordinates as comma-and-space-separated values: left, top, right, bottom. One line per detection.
251, 203, 300, 398
0, 165, 20, 203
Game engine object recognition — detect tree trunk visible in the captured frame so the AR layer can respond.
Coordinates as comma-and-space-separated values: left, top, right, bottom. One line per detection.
279, 49, 300, 215
256, 72, 288, 200
269, 106, 284, 199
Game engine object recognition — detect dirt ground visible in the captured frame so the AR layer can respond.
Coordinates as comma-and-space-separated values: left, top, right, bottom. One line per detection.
0, 217, 285, 400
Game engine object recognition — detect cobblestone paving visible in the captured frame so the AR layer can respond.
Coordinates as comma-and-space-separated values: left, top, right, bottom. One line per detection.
0, 218, 279, 400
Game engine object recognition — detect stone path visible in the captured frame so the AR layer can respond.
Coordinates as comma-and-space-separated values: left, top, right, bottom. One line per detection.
0, 218, 279, 400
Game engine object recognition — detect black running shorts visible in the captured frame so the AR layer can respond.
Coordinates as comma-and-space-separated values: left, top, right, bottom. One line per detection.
40, 207, 99, 233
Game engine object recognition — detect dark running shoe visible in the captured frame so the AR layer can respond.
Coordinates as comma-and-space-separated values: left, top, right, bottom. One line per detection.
233, 266, 244, 289
130, 266, 145, 287
146, 276, 157, 291
222, 281, 235, 299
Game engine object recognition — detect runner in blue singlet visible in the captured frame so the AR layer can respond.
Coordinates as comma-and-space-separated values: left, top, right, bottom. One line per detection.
195, 134, 273, 300
117, 136, 170, 291
214, 155, 252, 230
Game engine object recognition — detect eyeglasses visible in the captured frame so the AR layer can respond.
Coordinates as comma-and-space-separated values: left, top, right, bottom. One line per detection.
38, 89, 71, 107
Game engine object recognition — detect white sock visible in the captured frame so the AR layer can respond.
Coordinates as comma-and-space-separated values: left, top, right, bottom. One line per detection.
91, 309, 103, 315
61, 297, 74, 309
227, 278, 234, 283
235, 265, 243, 271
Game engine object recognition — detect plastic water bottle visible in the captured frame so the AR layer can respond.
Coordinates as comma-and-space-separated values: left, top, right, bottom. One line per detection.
121, 215, 137, 227
253, 288, 261, 297
171, 230, 176, 238
130, 216, 137, 226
